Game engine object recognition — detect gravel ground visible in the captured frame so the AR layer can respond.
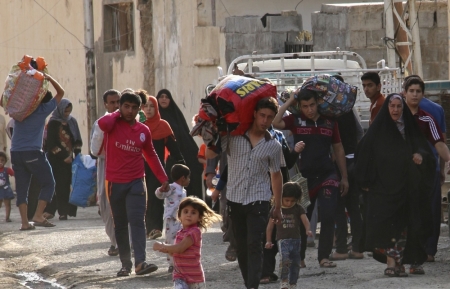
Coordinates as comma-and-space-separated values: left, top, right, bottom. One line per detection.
0, 206, 449, 289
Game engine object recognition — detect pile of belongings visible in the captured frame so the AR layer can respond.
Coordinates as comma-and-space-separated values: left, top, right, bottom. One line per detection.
191, 75, 277, 151
1, 55, 49, 121
300, 74, 358, 117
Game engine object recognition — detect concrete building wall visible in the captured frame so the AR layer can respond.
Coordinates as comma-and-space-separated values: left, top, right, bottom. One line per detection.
93, 0, 146, 117
214, 0, 370, 32
312, 1, 449, 80
224, 15, 303, 67
0, 0, 89, 154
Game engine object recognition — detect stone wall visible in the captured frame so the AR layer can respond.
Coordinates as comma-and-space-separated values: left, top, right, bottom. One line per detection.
312, 1, 449, 81
224, 15, 302, 67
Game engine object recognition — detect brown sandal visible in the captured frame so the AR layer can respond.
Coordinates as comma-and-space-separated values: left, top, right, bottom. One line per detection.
320, 261, 336, 268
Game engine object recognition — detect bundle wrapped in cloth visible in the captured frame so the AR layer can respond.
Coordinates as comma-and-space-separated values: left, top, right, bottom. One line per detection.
300, 74, 357, 118
191, 75, 277, 150
1, 55, 49, 121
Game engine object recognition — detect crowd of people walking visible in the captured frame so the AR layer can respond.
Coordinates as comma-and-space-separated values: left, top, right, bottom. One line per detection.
1, 70, 448, 289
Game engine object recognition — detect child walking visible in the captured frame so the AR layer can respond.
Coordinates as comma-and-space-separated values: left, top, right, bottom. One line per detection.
153, 196, 221, 289
0, 152, 14, 223
155, 164, 190, 273
265, 182, 313, 289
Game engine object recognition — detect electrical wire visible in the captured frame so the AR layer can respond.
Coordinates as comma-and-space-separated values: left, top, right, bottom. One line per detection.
0, 0, 61, 45
0, 1, 216, 53
295, 0, 304, 10
33, 0, 89, 49
218, 0, 231, 16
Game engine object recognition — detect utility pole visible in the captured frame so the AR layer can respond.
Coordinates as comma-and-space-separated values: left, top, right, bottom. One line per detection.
384, 0, 423, 77
83, 0, 97, 144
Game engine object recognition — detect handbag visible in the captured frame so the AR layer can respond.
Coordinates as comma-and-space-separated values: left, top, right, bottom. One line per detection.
289, 165, 311, 210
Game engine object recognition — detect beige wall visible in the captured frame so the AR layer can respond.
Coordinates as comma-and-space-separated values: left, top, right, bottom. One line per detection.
153, 0, 219, 130
93, 0, 145, 117
0, 0, 89, 154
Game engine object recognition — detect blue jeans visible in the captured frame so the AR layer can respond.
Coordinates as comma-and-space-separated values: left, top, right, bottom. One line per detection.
11, 150, 55, 206
107, 178, 147, 269
278, 238, 301, 285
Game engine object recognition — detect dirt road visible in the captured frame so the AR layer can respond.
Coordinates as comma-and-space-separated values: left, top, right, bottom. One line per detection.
0, 206, 449, 288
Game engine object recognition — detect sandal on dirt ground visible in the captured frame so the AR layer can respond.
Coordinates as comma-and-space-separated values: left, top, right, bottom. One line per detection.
19, 223, 35, 231
108, 245, 119, 256
319, 261, 337, 268
117, 267, 131, 277
147, 229, 162, 240
409, 265, 425, 275
135, 262, 158, 275
225, 246, 237, 262
260, 274, 278, 284
260, 277, 271, 284
33, 219, 55, 227
384, 266, 408, 277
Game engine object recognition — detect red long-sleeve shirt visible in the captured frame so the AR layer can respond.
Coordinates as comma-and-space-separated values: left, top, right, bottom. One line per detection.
98, 111, 168, 184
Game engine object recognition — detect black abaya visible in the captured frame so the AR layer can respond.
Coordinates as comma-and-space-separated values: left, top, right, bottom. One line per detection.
156, 89, 204, 199
354, 94, 435, 265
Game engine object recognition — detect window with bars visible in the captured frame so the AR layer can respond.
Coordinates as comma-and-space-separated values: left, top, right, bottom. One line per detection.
103, 3, 135, 52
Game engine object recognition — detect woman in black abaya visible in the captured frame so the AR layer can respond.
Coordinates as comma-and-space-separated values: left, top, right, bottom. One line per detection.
156, 89, 203, 199
355, 94, 435, 277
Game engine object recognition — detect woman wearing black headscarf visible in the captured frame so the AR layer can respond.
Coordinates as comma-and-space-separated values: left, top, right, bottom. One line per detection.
355, 93, 435, 277
156, 89, 203, 199
44, 99, 82, 220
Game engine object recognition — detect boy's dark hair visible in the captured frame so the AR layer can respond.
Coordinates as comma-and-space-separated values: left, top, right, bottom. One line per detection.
282, 182, 302, 200
403, 75, 425, 93
298, 89, 318, 103
120, 92, 141, 106
171, 164, 190, 181
254, 97, 278, 114
41, 91, 53, 103
102, 89, 121, 103
0, 151, 7, 162
361, 72, 381, 85
135, 89, 148, 105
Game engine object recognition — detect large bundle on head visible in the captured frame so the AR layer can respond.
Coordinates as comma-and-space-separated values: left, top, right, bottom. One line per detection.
1, 55, 49, 121
301, 74, 357, 117
191, 75, 277, 148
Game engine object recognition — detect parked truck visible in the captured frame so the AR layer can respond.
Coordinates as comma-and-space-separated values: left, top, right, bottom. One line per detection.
216, 50, 403, 129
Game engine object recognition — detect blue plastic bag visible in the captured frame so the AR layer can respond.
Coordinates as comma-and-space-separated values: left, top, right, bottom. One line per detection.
69, 154, 97, 208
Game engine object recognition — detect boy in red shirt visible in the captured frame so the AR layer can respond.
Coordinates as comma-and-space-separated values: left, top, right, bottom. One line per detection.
98, 92, 170, 277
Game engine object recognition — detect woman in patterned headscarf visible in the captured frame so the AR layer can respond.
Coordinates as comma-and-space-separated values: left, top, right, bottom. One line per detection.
355, 93, 435, 277
43, 99, 82, 220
